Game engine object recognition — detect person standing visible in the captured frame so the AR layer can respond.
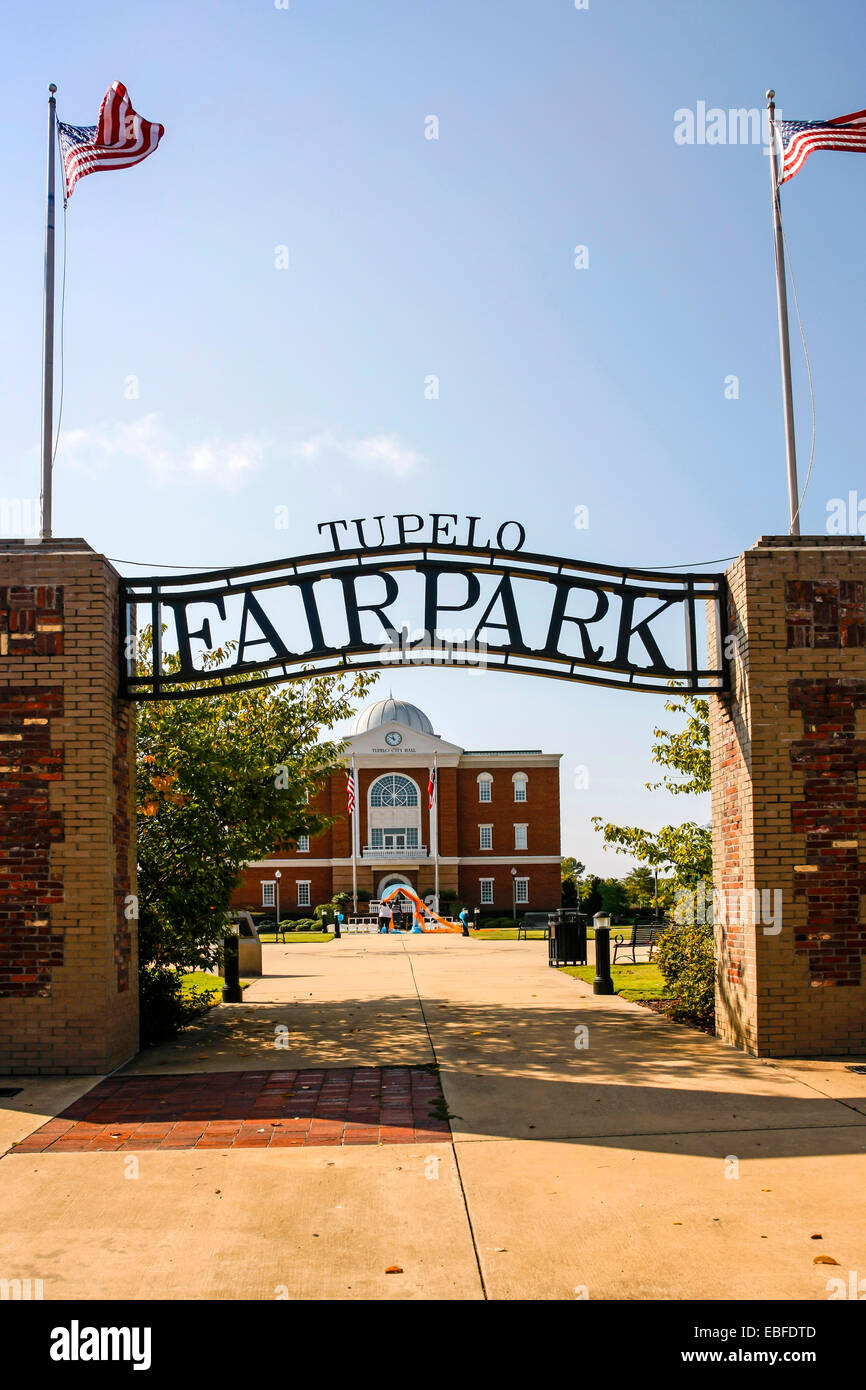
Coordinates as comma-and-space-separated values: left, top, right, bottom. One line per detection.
378, 900, 393, 933
458, 905, 470, 936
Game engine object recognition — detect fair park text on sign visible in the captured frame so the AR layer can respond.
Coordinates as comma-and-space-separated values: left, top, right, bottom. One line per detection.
122, 514, 727, 701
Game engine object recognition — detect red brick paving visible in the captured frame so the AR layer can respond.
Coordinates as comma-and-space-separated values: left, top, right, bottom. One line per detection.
11, 1067, 451, 1153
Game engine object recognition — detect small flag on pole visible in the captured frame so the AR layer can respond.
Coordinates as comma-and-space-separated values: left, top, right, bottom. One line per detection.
58, 81, 164, 198
775, 107, 866, 184
427, 766, 436, 809
346, 771, 356, 815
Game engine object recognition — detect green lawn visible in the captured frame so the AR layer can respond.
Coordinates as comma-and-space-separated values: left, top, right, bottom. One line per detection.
472, 927, 548, 940
562, 961, 669, 1001
473, 926, 597, 941
180, 972, 251, 1001
257, 930, 334, 944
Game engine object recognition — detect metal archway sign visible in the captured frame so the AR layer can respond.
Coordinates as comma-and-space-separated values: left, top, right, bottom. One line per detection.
121, 525, 727, 701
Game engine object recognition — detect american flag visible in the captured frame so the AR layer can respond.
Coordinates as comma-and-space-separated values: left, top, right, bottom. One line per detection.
427, 766, 436, 809
57, 82, 164, 199
346, 771, 356, 815
775, 108, 866, 185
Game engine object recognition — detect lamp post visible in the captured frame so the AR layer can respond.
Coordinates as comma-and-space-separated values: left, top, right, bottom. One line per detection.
511, 866, 518, 924
592, 911, 614, 995
274, 870, 281, 942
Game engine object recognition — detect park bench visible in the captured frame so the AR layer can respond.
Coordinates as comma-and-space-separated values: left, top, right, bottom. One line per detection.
612, 919, 668, 964
518, 912, 552, 939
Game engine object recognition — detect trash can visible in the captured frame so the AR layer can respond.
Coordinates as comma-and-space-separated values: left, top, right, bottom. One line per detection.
548, 911, 587, 967
232, 911, 262, 976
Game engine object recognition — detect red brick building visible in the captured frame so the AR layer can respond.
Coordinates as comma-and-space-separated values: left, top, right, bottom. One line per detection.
232, 697, 562, 917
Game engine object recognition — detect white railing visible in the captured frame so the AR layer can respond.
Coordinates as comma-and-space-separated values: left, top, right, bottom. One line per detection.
361, 846, 428, 860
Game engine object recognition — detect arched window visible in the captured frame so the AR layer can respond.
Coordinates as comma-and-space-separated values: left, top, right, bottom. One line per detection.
477, 772, 493, 803
512, 771, 528, 802
370, 774, 419, 808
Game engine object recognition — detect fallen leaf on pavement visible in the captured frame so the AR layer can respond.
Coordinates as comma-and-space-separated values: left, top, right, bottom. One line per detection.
813, 1255, 839, 1265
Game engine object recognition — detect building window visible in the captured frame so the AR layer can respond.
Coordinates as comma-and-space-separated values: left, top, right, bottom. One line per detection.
479, 824, 493, 850
262, 881, 275, 908
480, 878, 494, 904
297, 835, 310, 853
477, 773, 493, 802
297, 881, 311, 907
371, 827, 418, 850
370, 774, 419, 808
513, 772, 528, 802
514, 824, 528, 850
515, 877, 529, 905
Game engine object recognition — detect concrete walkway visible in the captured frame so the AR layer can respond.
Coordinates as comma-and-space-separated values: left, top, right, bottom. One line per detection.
1, 934, 865, 1300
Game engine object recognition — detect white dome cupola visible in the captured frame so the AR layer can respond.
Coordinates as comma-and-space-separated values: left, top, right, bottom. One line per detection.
352, 698, 435, 736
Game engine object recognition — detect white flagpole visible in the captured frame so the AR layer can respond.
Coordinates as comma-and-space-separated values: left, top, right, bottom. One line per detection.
432, 751, 439, 911
767, 89, 801, 537
350, 754, 358, 914
40, 84, 58, 541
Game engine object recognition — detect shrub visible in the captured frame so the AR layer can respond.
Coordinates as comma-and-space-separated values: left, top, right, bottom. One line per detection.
334, 889, 370, 904
654, 919, 715, 1025
139, 964, 213, 1048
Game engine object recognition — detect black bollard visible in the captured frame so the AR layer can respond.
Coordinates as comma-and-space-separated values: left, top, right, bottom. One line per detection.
334, 916, 341, 939
592, 914, 615, 995
222, 934, 242, 1003
473, 908, 480, 932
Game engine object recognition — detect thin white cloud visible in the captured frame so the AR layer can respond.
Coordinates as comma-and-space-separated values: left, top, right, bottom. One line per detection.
59, 414, 263, 490
289, 429, 423, 478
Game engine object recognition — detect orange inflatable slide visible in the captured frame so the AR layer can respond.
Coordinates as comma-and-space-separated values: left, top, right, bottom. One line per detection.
380, 885, 462, 932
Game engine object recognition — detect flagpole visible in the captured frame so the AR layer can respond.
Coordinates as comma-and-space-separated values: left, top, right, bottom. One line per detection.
350, 754, 358, 915
40, 84, 58, 542
766, 89, 801, 537
432, 751, 439, 911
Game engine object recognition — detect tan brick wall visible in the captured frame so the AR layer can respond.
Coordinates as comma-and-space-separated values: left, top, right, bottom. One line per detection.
0, 540, 138, 1073
708, 535, 866, 1057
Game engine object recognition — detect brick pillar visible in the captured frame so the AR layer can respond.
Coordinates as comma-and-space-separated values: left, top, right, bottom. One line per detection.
0, 539, 138, 1073
708, 535, 866, 1057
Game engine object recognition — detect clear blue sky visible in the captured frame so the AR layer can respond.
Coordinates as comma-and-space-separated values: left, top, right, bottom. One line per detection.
3, 0, 865, 872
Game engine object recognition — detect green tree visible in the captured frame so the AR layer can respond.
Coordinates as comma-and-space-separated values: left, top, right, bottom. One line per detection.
580, 875, 604, 916
622, 865, 655, 909
136, 633, 375, 976
560, 857, 585, 908
592, 690, 711, 887
598, 877, 630, 916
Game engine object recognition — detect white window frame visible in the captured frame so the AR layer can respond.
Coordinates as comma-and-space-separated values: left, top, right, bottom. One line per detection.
513, 772, 528, 802
514, 823, 528, 850
479, 878, 494, 905
296, 834, 310, 853
297, 880, 311, 907
479, 824, 493, 850
262, 881, 276, 908
515, 877, 529, 905
477, 773, 493, 802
